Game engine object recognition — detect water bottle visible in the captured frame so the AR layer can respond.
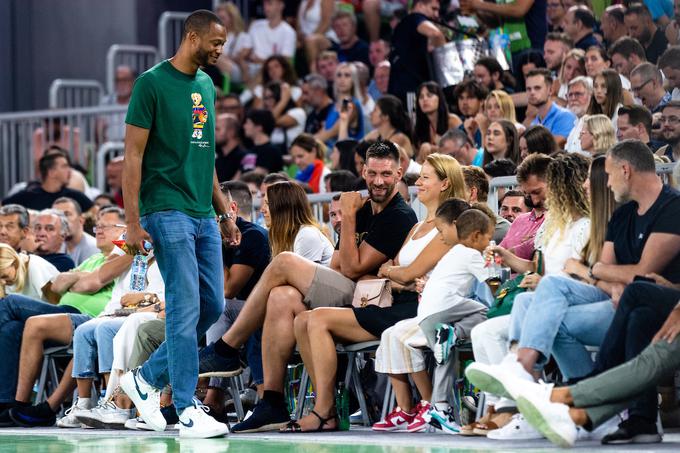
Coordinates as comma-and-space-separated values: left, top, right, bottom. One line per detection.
129, 253, 149, 292
487, 240, 502, 280
336, 383, 350, 431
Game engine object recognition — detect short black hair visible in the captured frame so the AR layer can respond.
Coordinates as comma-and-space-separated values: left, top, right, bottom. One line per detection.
572, 6, 596, 29
526, 68, 553, 86
365, 140, 400, 163
325, 170, 359, 192
624, 3, 653, 20
183, 9, 224, 37
456, 208, 493, 240
483, 159, 517, 178
220, 180, 253, 215
617, 104, 652, 136
240, 171, 266, 187
53, 196, 82, 216
453, 80, 488, 101
246, 109, 276, 136
659, 46, 680, 71
609, 37, 646, 60
262, 172, 290, 186
39, 150, 69, 181
516, 153, 553, 184
501, 189, 525, 202
607, 139, 655, 173
434, 198, 470, 224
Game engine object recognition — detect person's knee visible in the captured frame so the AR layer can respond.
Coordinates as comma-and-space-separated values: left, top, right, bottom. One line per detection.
293, 311, 310, 335
307, 310, 331, 333
266, 286, 302, 316
24, 316, 54, 337
270, 252, 300, 275
619, 282, 655, 310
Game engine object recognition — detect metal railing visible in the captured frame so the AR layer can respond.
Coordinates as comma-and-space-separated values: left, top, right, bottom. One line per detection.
95, 142, 125, 192
158, 11, 190, 60
106, 44, 159, 94
48, 79, 105, 109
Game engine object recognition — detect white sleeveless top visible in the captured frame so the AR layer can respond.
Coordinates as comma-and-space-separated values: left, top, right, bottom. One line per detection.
396, 222, 439, 272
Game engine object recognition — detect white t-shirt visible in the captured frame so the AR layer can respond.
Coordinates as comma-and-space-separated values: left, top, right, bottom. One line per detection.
271, 107, 307, 146
418, 244, 489, 320
240, 85, 302, 107
566, 116, 585, 155
101, 249, 166, 316
7, 254, 59, 301
293, 226, 334, 267
534, 216, 591, 276
248, 19, 297, 61
224, 31, 252, 59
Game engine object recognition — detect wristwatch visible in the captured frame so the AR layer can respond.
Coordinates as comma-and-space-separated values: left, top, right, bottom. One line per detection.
217, 212, 234, 224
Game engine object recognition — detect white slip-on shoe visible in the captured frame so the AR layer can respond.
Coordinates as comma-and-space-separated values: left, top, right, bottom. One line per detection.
487, 413, 544, 440
119, 367, 166, 432
515, 392, 577, 448
178, 400, 229, 438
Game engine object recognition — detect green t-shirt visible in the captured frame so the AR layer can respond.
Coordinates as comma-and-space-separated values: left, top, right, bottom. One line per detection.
58, 253, 114, 318
125, 60, 217, 218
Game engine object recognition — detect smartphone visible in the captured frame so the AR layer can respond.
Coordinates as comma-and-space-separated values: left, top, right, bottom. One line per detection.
341, 98, 350, 112
633, 275, 656, 284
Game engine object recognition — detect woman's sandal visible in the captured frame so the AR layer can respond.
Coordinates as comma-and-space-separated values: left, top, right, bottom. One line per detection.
459, 406, 496, 436
471, 410, 515, 436
279, 409, 339, 433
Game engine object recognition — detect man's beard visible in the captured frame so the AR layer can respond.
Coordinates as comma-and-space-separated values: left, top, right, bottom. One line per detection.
568, 104, 587, 117
196, 48, 211, 67
524, 194, 544, 210
368, 182, 395, 203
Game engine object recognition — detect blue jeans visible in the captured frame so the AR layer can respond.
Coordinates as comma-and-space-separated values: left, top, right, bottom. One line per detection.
0, 294, 81, 402
72, 317, 126, 378
138, 210, 224, 411
509, 275, 613, 380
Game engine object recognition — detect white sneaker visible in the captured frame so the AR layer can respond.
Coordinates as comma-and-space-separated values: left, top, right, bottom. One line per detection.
487, 413, 544, 440
427, 406, 461, 435
138, 420, 179, 431
125, 417, 141, 430
56, 399, 92, 428
76, 399, 135, 429
515, 391, 577, 447
178, 400, 229, 438
120, 367, 166, 432
464, 361, 532, 400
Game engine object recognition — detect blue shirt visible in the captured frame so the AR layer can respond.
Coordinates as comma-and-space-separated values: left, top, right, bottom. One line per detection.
644, 0, 673, 21
531, 102, 576, 138
471, 148, 485, 167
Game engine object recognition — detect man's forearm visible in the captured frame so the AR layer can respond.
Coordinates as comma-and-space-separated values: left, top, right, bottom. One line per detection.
212, 171, 228, 215
51, 272, 87, 294
339, 215, 360, 276
593, 263, 640, 285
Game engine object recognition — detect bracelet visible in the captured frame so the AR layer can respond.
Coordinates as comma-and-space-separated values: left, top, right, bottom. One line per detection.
217, 212, 234, 224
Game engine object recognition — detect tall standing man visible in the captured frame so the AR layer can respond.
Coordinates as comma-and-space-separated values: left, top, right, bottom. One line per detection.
119, 10, 240, 439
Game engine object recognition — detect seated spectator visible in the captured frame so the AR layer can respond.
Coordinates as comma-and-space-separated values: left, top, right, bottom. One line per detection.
547, 0, 566, 32
463, 166, 511, 243
302, 74, 335, 136
52, 197, 98, 266
263, 81, 307, 147
32, 209, 75, 272
198, 141, 418, 433
328, 10, 370, 67
624, 3, 669, 64
609, 37, 648, 81
543, 33, 572, 79
244, 0, 296, 80
353, 62, 376, 132
97, 65, 135, 143
104, 156, 124, 208
516, 50, 548, 94
519, 125, 558, 161
239, 171, 265, 201
31, 118, 80, 178
288, 153, 465, 433
0, 207, 125, 420
415, 82, 463, 162
216, 93, 245, 120
241, 110, 284, 174
324, 169, 359, 192
212, 2, 251, 87
483, 158, 517, 181
474, 57, 515, 94
630, 62, 672, 114
527, 68, 577, 148
588, 69, 624, 129
3, 151, 93, 213
297, 0, 337, 74
585, 46, 632, 91
563, 5, 600, 51
322, 63, 365, 145
485, 90, 525, 135
368, 39, 390, 70
499, 190, 530, 223
368, 60, 390, 100
658, 46, 680, 101
565, 76, 594, 153
601, 4, 628, 46
456, 80, 488, 149
329, 139, 359, 175
439, 129, 484, 167
580, 114, 617, 156
241, 55, 301, 108
617, 104, 670, 157
0, 205, 30, 252
483, 120, 520, 166
365, 95, 414, 158
215, 113, 246, 182
555, 48, 586, 103
372, 205, 490, 433
661, 101, 680, 161
0, 243, 58, 302
290, 134, 331, 193
315, 50, 338, 95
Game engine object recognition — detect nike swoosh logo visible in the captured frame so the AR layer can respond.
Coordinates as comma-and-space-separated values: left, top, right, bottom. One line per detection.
181, 419, 194, 428
133, 371, 148, 400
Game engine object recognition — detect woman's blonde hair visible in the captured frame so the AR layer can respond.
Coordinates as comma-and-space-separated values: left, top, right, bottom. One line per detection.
486, 90, 517, 123
583, 114, 616, 155
544, 153, 591, 241
424, 153, 467, 204
215, 2, 245, 34
267, 182, 320, 257
0, 243, 29, 294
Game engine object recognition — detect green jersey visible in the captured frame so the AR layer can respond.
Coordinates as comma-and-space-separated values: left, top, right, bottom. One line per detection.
58, 253, 114, 317
126, 60, 217, 218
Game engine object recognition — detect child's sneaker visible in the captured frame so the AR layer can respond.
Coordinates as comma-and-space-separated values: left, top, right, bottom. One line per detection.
433, 323, 457, 365
372, 407, 415, 431
428, 405, 461, 435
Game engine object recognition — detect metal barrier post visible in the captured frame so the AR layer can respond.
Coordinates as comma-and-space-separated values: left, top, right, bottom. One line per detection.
95, 142, 125, 192
49, 79, 105, 109
158, 11, 190, 60
106, 44, 160, 94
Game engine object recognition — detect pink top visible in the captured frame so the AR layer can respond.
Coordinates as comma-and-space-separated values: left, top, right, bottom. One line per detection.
499, 210, 546, 260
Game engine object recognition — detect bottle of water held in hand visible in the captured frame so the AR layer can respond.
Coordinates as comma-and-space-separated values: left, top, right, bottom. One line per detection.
130, 254, 149, 292
487, 240, 502, 280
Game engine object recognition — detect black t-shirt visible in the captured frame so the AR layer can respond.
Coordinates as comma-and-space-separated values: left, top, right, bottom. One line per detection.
222, 217, 271, 300
525, 0, 548, 50
248, 142, 283, 174
3, 186, 94, 212
645, 29, 669, 64
388, 13, 430, 104
215, 145, 246, 182
305, 103, 334, 135
331, 39, 370, 67
337, 192, 418, 275
40, 252, 76, 272
605, 185, 680, 281
574, 33, 601, 51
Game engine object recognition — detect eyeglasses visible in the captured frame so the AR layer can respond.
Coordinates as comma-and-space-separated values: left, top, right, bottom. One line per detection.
567, 91, 588, 98
93, 224, 126, 233
631, 79, 653, 93
660, 115, 680, 125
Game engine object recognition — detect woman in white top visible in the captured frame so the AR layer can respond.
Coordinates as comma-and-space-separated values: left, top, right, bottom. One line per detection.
240, 56, 302, 108
262, 181, 333, 266
263, 81, 307, 148
283, 153, 468, 432
297, 0, 336, 74
0, 244, 58, 301
214, 2, 252, 84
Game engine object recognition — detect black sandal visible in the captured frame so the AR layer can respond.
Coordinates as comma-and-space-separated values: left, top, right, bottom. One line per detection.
279, 409, 339, 433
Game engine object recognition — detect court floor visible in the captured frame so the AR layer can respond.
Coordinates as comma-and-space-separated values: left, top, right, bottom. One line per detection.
1, 427, 680, 453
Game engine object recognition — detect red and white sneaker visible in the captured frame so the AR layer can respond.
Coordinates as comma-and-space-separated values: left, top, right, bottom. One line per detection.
407, 401, 432, 433
372, 407, 415, 431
